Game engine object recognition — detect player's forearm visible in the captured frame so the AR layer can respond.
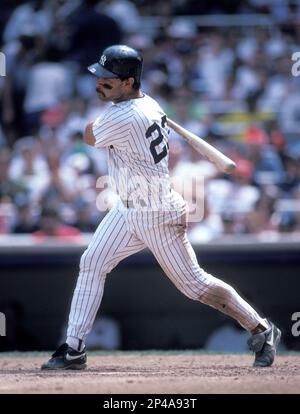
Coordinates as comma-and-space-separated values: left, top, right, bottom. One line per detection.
83, 122, 96, 146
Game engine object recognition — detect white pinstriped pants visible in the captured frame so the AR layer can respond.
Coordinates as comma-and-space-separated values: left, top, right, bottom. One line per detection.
67, 204, 266, 347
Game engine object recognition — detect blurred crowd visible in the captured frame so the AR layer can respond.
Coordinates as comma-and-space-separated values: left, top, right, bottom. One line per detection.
0, 0, 300, 241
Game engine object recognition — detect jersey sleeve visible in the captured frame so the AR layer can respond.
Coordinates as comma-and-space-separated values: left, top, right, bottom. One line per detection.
92, 105, 132, 149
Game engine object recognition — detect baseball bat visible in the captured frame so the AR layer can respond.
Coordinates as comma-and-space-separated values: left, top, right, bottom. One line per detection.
166, 118, 236, 174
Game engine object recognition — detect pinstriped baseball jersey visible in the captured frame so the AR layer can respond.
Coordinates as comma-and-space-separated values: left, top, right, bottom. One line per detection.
66, 93, 269, 352
92, 94, 186, 212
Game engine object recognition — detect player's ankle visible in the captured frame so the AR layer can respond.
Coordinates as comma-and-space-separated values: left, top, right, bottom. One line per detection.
66, 336, 85, 352
251, 323, 267, 335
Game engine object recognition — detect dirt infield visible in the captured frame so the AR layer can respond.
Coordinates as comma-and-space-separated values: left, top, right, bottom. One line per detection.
0, 352, 299, 394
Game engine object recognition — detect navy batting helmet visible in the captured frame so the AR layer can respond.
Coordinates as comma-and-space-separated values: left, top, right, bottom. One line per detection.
88, 45, 143, 82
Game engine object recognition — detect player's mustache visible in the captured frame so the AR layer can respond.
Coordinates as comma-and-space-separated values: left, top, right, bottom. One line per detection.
96, 84, 113, 92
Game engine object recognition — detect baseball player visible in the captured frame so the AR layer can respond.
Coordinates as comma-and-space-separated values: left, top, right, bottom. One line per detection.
41, 45, 281, 370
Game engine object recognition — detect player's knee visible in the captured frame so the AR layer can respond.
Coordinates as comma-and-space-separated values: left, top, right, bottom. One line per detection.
79, 249, 91, 270
179, 285, 203, 301
79, 248, 104, 273
79, 248, 117, 277
198, 278, 236, 309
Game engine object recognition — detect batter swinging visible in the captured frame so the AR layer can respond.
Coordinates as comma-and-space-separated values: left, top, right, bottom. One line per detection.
42, 45, 281, 370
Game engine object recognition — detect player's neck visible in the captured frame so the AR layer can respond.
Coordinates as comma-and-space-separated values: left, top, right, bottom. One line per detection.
113, 90, 144, 103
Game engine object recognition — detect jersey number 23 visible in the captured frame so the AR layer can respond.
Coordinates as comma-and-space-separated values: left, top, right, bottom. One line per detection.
145, 115, 169, 164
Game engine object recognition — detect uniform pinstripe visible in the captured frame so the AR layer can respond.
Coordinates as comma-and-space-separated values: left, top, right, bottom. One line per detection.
67, 94, 267, 350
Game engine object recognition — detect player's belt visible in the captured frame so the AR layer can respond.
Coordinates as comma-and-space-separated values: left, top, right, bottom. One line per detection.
120, 199, 147, 209
120, 199, 134, 208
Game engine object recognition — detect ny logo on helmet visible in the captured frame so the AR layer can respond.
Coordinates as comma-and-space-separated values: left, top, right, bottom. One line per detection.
100, 55, 107, 66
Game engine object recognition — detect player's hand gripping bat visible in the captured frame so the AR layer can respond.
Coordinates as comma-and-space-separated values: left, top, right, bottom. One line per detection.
166, 118, 236, 174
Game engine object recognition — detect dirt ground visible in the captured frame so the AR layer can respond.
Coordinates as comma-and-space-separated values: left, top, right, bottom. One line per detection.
0, 352, 299, 394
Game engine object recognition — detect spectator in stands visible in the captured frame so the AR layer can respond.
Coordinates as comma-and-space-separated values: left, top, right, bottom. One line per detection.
293, 185, 300, 232
42, 149, 78, 205
65, 0, 122, 69
188, 196, 224, 243
244, 125, 285, 186
206, 158, 260, 227
33, 206, 81, 241
279, 86, 300, 135
72, 200, 98, 233
197, 32, 234, 100
8, 136, 49, 204
0, 195, 16, 234
280, 155, 300, 194
23, 45, 73, 134
1, 25, 43, 144
13, 201, 39, 234
243, 190, 278, 235
101, 0, 141, 34
2, 0, 52, 44
0, 148, 28, 203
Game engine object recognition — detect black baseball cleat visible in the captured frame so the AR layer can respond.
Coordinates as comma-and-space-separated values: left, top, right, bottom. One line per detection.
41, 343, 87, 370
247, 320, 281, 367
